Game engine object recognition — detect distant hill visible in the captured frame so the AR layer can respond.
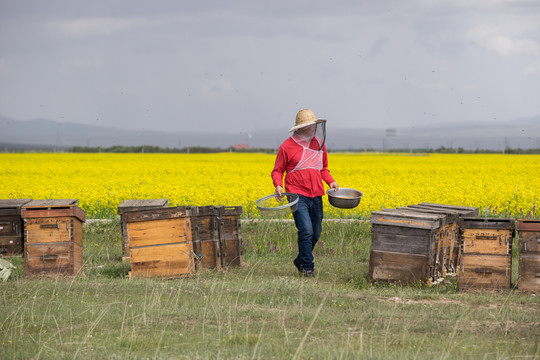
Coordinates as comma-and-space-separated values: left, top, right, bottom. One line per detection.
1, 115, 539, 151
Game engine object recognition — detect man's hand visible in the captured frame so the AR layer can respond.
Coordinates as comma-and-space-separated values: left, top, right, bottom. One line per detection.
275, 185, 284, 200
329, 182, 339, 192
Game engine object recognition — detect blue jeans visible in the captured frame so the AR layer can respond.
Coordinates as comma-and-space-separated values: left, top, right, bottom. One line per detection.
292, 195, 323, 271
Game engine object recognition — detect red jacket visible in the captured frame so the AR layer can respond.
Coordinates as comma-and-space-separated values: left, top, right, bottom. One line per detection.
271, 137, 335, 198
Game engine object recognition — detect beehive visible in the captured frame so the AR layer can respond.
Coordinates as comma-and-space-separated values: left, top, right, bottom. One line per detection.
117, 199, 168, 260
22, 199, 85, 277
369, 208, 446, 284
516, 219, 540, 292
0, 199, 32, 257
396, 206, 453, 278
124, 206, 195, 279
458, 217, 515, 290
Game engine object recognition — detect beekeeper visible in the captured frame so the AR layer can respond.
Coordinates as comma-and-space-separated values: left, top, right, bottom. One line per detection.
272, 109, 339, 277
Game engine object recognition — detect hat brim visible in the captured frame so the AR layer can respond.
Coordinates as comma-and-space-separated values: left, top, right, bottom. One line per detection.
289, 119, 325, 132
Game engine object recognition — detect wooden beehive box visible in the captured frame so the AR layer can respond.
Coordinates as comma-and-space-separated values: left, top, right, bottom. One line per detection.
516, 219, 540, 292
416, 203, 479, 271
397, 206, 454, 277
117, 199, 168, 260
220, 206, 244, 267
124, 206, 195, 279
369, 208, 446, 285
458, 217, 515, 290
0, 199, 32, 257
21, 199, 85, 277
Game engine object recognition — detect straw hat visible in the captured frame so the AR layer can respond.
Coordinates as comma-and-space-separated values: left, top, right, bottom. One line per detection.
289, 109, 324, 132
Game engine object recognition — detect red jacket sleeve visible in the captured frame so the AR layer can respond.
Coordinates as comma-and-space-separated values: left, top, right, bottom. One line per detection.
271, 145, 287, 187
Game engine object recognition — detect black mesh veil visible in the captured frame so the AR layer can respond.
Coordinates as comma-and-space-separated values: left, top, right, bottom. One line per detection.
291, 120, 326, 151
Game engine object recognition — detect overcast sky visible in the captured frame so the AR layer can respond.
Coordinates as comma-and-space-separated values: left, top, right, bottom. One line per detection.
1, 0, 539, 133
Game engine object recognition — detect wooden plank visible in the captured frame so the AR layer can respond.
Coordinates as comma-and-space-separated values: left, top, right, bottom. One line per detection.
22, 199, 78, 209
459, 254, 511, 290
368, 250, 431, 284
517, 219, 540, 232
417, 203, 479, 217
117, 199, 168, 214
461, 228, 513, 255
518, 256, 540, 292
459, 217, 515, 231
127, 218, 191, 248
370, 209, 443, 229
370, 223, 435, 256
0, 199, 33, 209
21, 207, 86, 223
221, 211, 243, 267
123, 206, 190, 223
191, 209, 221, 270
72, 218, 83, 247
24, 242, 82, 276
200, 241, 221, 269
129, 242, 195, 278
24, 217, 72, 244
405, 205, 460, 223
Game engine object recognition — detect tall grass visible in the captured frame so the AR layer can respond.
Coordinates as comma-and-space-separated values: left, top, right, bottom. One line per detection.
1, 220, 539, 359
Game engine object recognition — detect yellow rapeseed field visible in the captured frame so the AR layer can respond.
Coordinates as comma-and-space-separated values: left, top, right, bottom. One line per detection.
0, 153, 538, 219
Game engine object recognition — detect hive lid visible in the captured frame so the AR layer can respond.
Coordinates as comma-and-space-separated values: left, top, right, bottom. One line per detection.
405, 205, 461, 222
0, 199, 32, 210
417, 203, 479, 217
22, 199, 78, 209
123, 206, 191, 223
516, 219, 540, 231
370, 208, 445, 229
117, 199, 168, 214
459, 217, 515, 230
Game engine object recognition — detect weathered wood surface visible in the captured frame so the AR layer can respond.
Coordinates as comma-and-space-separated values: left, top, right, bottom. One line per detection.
368, 250, 431, 284
405, 205, 460, 223
21, 207, 86, 223
24, 217, 83, 246
122, 206, 191, 223
370, 223, 435, 256
370, 208, 444, 230
129, 242, 195, 278
417, 203, 479, 217
0, 236, 23, 256
221, 206, 243, 267
517, 219, 540, 232
22, 199, 78, 209
518, 256, 540, 292
461, 228, 513, 255
459, 217, 515, 231
191, 206, 222, 270
24, 242, 82, 277
118, 199, 168, 258
126, 218, 191, 248
0, 199, 32, 216
0, 216, 21, 236
517, 220, 540, 256
459, 254, 511, 290
117, 199, 168, 214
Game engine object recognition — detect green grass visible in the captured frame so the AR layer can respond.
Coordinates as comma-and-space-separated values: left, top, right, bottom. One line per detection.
1, 220, 539, 359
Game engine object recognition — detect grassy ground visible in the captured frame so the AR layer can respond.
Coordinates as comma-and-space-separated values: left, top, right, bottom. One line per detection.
1, 220, 539, 359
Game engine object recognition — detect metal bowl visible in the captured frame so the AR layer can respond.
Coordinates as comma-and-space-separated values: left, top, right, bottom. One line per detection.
256, 193, 299, 215
326, 188, 363, 209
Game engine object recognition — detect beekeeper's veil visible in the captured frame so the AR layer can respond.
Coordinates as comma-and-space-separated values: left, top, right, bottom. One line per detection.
289, 109, 326, 151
